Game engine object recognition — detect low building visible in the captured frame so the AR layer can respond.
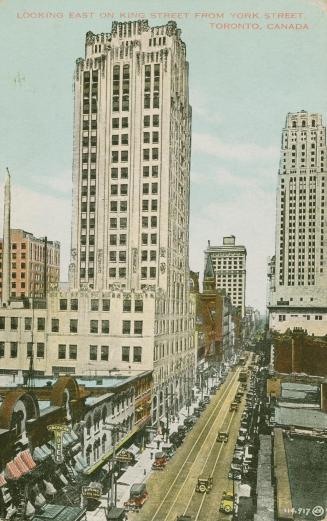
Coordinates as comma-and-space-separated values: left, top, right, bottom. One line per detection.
0, 229, 60, 300
272, 328, 327, 377
0, 286, 196, 426
0, 372, 152, 519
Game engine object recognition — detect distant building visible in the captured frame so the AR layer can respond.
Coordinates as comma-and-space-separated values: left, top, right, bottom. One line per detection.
0, 229, 60, 299
204, 235, 246, 317
268, 111, 327, 334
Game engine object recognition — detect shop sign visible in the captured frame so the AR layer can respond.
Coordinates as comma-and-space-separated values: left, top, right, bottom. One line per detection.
82, 486, 102, 499
47, 424, 69, 463
115, 449, 134, 463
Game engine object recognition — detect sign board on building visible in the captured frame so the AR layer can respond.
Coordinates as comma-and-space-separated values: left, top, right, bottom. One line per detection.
115, 449, 134, 464
47, 424, 69, 463
82, 485, 103, 499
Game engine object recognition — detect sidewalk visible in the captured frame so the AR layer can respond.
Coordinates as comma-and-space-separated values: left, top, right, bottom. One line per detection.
85, 377, 222, 520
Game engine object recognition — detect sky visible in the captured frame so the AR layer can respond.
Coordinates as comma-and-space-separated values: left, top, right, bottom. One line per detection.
0, 0, 326, 312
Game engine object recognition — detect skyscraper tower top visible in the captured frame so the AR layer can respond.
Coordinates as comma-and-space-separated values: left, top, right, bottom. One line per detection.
70, 20, 192, 294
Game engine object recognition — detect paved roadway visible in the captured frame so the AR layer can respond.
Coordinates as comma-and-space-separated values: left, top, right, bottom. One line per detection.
129, 365, 247, 521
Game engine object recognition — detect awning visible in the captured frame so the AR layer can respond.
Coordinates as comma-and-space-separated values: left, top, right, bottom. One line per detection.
33, 447, 48, 463
26, 500, 36, 518
74, 454, 88, 474
43, 480, 57, 496
34, 493, 46, 508
5, 461, 22, 480
0, 473, 7, 487
126, 444, 140, 457
14, 454, 30, 475
20, 449, 37, 471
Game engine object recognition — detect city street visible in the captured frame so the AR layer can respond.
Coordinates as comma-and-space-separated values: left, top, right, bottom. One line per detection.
127, 366, 246, 521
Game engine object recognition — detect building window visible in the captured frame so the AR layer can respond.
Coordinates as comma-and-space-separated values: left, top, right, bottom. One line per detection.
0, 342, 5, 357
102, 299, 110, 311
135, 300, 143, 312
0, 317, 5, 330
37, 343, 45, 358
122, 346, 130, 362
123, 300, 131, 312
133, 346, 142, 363
91, 299, 99, 311
70, 319, 78, 333
11, 317, 18, 330
122, 320, 131, 334
134, 321, 143, 335
71, 299, 79, 311
60, 299, 67, 310
10, 342, 18, 358
52, 318, 59, 332
89, 345, 97, 361
24, 317, 32, 331
58, 344, 66, 359
102, 320, 110, 334
90, 320, 98, 334
101, 345, 109, 361
69, 344, 77, 360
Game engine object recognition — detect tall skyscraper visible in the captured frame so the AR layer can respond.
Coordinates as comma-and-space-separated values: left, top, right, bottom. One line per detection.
0, 21, 196, 426
268, 111, 327, 334
69, 19, 191, 298
204, 235, 247, 317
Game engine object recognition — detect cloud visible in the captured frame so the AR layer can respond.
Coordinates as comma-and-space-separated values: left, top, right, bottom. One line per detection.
193, 133, 279, 162
0, 181, 71, 281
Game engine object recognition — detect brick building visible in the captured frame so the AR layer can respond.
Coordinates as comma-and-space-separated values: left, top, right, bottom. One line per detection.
0, 229, 60, 300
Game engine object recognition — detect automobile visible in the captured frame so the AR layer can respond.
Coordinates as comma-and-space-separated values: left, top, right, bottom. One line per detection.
151, 452, 168, 470
239, 427, 248, 436
217, 431, 229, 443
162, 444, 175, 459
228, 470, 242, 481
230, 463, 243, 472
123, 483, 148, 512
176, 516, 192, 521
219, 491, 235, 514
237, 436, 246, 446
193, 408, 201, 417
177, 425, 187, 438
198, 401, 206, 410
230, 402, 238, 412
195, 476, 213, 493
169, 432, 183, 448
232, 455, 243, 464
234, 395, 242, 403
203, 395, 210, 404
183, 417, 195, 430
106, 507, 128, 520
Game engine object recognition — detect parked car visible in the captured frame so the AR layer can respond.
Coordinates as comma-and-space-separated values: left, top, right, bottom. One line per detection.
203, 395, 210, 404
123, 483, 148, 511
152, 452, 168, 471
228, 470, 241, 481
219, 491, 235, 514
193, 408, 201, 417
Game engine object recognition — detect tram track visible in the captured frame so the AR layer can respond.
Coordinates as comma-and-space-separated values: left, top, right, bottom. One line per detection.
139, 367, 242, 521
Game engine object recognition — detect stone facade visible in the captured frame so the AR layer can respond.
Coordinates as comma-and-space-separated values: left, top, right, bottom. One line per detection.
204, 235, 247, 317
268, 111, 327, 333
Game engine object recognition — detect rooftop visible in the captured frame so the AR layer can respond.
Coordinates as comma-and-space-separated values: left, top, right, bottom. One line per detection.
284, 437, 327, 520
274, 406, 327, 430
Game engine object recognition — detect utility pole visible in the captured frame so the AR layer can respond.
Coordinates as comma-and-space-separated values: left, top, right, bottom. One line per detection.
103, 423, 127, 508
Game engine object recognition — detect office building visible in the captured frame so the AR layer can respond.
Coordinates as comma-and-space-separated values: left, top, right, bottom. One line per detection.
204, 235, 246, 317
268, 111, 327, 334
